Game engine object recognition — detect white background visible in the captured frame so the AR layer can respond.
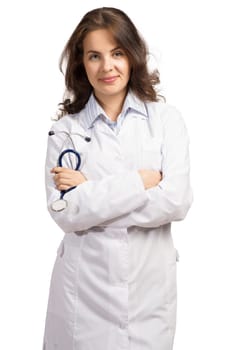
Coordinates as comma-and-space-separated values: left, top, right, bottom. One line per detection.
0, 0, 233, 349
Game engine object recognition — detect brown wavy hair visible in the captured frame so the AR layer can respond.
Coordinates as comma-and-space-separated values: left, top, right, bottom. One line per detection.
58, 7, 163, 116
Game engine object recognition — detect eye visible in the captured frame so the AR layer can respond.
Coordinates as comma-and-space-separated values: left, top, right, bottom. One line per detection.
113, 50, 124, 57
88, 53, 100, 61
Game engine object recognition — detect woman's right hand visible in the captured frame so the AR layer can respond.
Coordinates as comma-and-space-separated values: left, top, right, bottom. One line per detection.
138, 169, 162, 190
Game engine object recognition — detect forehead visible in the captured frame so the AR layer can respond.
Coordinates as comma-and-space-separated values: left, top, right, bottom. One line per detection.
83, 29, 118, 51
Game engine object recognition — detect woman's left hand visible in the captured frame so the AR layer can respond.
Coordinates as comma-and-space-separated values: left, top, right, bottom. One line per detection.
51, 167, 87, 191
138, 169, 162, 190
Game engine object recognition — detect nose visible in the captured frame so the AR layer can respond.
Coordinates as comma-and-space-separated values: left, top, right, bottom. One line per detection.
101, 56, 113, 72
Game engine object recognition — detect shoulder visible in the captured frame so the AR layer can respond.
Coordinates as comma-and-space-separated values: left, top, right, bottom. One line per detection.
146, 101, 183, 121
145, 101, 189, 138
49, 113, 80, 133
145, 101, 187, 129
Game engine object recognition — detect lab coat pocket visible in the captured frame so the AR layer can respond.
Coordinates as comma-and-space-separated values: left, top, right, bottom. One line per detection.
44, 236, 84, 348
141, 150, 162, 170
46, 237, 82, 318
140, 139, 162, 170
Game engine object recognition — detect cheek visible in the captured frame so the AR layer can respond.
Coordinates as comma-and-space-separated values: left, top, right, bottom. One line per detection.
84, 64, 97, 83
118, 61, 131, 77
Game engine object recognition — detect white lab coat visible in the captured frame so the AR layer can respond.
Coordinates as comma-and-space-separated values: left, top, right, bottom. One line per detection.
43, 93, 193, 350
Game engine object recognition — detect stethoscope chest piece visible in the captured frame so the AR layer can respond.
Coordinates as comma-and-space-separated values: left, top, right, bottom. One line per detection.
51, 199, 67, 212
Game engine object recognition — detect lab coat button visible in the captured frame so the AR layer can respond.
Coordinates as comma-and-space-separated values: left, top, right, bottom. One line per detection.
119, 281, 127, 287
119, 321, 128, 330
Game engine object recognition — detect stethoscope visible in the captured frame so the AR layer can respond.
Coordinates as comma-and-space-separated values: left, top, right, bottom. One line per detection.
49, 130, 91, 212
51, 149, 81, 212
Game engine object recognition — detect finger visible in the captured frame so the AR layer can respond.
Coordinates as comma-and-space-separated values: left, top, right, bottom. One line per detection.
56, 184, 72, 191
57, 178, 75, 186
54, 177, 73, 188
51, 167, 62, 174
51, 167, 71, 174
53, 172, 73, 181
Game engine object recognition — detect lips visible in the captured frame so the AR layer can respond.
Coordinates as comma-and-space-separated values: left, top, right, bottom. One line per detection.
99, 76, 118, 83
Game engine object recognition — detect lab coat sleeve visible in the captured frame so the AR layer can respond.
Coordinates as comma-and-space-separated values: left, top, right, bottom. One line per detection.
45, 129, 148, 233
104, 107, 193, 228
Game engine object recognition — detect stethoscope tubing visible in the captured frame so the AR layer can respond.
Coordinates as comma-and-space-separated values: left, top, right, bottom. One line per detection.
58, 149, 81, 200
58, 149, 81, 169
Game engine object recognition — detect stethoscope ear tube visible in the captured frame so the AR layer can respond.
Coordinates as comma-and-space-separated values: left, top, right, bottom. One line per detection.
58, 149, 81, 170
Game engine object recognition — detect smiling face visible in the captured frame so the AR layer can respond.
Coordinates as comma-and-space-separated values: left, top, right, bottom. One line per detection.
83, 29, 131, 103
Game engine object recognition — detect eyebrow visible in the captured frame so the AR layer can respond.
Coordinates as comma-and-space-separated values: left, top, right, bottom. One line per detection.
85, 47, 122, 55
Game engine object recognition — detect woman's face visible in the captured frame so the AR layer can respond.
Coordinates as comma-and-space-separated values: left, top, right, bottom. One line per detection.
83, 29, 131, 102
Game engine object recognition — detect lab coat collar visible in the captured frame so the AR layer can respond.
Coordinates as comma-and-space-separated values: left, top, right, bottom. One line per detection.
80, 90, 148, 130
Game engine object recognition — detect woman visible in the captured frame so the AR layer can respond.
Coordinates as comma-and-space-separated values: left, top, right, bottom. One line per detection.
43, 7, 193, 350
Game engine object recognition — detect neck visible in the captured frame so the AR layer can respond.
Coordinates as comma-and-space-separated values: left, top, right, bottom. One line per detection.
94, 91, 127, 121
